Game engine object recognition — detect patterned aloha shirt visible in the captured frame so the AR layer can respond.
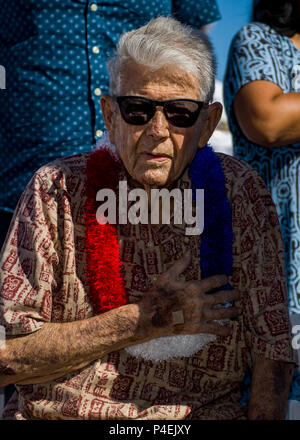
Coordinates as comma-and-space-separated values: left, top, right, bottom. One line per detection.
0, 151, 296, 420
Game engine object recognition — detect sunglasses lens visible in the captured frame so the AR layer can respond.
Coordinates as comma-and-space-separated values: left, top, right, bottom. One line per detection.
117, 97, 202, 127
165, 100, 201, 127
119, 98, 153, 125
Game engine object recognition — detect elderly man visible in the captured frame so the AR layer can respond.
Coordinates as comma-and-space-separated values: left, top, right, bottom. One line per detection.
0, 17, 296, 420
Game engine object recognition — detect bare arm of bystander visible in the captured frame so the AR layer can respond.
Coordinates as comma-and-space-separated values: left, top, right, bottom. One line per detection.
234, 81, 300, 147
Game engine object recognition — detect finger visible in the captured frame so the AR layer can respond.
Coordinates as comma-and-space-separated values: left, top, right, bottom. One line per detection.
195, 275, 228, 294
167, 250, 192, 279
156, 251, 191, 290
208, 289, 240, 306
203, 306, 241, 321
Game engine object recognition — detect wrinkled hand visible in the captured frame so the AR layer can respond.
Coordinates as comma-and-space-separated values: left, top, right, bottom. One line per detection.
138, 250, 241, 338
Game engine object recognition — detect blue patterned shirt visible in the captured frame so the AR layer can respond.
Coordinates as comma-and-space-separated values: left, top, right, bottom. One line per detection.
0, 0, 221, 212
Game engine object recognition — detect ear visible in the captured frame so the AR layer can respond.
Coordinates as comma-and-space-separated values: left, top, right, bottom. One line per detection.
198, 102, 223, 148
100, 94, 116, 143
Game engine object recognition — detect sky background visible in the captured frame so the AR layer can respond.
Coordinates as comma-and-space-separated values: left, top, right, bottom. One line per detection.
209, 0, 253, 81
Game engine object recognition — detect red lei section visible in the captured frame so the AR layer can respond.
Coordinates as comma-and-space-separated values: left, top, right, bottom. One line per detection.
84, 148, 128, 314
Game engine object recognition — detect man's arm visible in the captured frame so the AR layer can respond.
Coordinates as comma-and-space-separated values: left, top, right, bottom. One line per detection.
0, 303, 143, 386
0, 253, 240, 386
248, 354, 294, 420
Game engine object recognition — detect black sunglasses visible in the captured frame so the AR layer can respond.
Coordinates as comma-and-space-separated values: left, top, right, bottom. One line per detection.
115, 96, 206, 128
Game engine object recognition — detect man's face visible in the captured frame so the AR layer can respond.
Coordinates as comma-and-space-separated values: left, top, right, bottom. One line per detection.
102, 62, 218, 190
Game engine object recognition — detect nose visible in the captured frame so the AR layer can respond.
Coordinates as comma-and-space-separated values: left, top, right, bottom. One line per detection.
145, 107, 169, 139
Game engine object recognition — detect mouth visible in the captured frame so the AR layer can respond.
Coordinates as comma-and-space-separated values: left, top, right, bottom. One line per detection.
140, 152, 172, 163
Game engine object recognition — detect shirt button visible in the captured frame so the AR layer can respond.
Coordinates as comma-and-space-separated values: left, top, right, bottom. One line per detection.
184, 237, 190, 244
147, 242, 154, 249
96, 130, 103, 138
152, 275, 158, 282
94, 88, 102, 96
91, 3, 98, 11
92, 46, 100, 54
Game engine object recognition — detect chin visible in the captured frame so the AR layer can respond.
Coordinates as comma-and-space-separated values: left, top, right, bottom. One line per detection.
137, 169, 170, 188
140, 175, 169, 188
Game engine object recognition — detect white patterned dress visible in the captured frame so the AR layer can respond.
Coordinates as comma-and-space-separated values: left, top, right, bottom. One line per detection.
224, 22, 300, 314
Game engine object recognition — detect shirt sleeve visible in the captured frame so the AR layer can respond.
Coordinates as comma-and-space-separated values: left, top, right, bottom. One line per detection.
224, 22, 290, 106
0, 169, 60, 336
172, 0, 221, 28
233, 162, 297, 365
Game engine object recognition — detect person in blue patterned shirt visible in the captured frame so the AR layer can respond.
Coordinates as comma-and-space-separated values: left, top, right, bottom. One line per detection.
224, 0, 300, 315
0, 0, 221, 229
224, 0, 300, 410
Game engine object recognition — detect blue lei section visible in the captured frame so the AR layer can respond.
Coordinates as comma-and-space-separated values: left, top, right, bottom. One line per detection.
189, 144, 233, 293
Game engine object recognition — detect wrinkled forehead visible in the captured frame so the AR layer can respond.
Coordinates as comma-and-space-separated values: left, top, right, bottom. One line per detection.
119, 61, 201, 99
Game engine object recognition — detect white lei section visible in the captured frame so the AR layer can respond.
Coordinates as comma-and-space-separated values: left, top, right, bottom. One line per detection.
124, 333, 217, 362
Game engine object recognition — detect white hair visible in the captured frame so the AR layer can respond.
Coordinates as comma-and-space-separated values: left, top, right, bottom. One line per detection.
107, 16, 216, 102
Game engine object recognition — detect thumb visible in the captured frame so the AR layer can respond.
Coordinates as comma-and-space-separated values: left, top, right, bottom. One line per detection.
156, 250, 191, 290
